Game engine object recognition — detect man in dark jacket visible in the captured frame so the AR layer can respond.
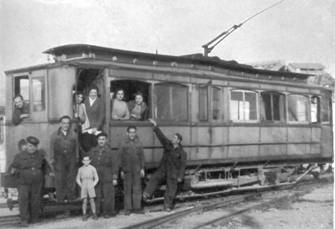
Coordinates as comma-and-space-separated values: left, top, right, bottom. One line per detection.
89, 133, 118, 218
119, 125, 145, 214
143, 119, 187, 211
50, 115, 78, 202
11, 136, 51, 227
12, 95, 29, 125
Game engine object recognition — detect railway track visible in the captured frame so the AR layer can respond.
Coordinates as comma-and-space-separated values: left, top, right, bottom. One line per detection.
120, 172, 332, 229
0, 171, 331, 228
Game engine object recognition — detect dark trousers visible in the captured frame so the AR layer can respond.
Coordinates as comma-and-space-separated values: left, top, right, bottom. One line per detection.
144, 170, 178, 209
124, 171, 142, 211
95, 182, 115, 215
81, 133, 97, 153
54, 156, 76, 201
18, 183, 42, 223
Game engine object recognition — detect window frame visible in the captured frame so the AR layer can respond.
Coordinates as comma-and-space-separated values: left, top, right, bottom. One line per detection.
108, 78, 153, 124
310, 95, 321, 124
153, 81, 189, 123
260, 91, 286, 123
12, 71, 48, 123
210, 85, 224, 122
320, 92, 331, 124
198, 85, 209, 122
286, 93, 310, 124
229, 88, 259, 123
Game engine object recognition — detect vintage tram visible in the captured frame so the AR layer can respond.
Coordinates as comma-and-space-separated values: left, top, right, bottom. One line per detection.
1, 44, 333, 197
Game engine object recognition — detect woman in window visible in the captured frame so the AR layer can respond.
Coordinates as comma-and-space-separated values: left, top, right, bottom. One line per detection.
128, 92, 149, 121
111, 89, 130, 120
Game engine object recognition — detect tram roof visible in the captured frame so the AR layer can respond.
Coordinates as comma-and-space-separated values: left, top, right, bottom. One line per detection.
6, 44, 310, 79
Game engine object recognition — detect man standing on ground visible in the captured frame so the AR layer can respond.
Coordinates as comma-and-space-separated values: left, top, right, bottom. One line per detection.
119, 125, 145, 215
11, 136, 51, 227
143, 119, 187, 211
50, 115, 78, 202
89, 133, 118, 218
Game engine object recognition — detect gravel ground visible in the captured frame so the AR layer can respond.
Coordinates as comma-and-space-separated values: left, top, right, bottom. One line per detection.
1, 177, 333, 229
176, 180, 333, 229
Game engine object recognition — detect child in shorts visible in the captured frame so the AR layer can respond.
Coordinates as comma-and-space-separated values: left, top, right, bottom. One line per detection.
76, 156, 99, 221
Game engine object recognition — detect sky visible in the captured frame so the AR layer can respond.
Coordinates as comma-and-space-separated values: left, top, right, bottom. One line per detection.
0, 0, 334, 106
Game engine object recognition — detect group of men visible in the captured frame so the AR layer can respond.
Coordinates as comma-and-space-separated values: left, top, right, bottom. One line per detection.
10, 87, 187, 226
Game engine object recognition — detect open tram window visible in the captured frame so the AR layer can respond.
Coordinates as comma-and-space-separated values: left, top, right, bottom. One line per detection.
261, 92, 285, 122
230, 90, 258, 121
155, 83, 188, 122
310, 96, 320, 123
287, 94, 308, 122
14, 75, 30, 107
198, 85, 208, 121
110, 80, 150, 121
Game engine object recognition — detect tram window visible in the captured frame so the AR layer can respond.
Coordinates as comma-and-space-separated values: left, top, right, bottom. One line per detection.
288, 94, 308, 122
14, 76, 29, 103
230, 90, 257, 121
321, 94, 331, 122
110, 80, 150, 121
310, 96, 320, 123
155, 83, 188, 121
198, 86, 208, 121
212, 87, 222, 120
32, 77, 45, 112
261, 92, 285, 121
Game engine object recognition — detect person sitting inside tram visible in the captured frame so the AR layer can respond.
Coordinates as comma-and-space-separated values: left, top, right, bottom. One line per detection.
111, 88, 130, 120
128, 92, 149, 121
12, 95, 29, 125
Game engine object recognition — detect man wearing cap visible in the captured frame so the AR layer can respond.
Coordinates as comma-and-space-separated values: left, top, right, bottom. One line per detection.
143, 119, 187, 211
118, 125, 145, 215
11, 136, 51, 226
50, 115, 78, 202
89, 133, 118, 218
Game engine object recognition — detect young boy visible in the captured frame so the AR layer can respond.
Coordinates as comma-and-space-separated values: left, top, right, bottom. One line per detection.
76, 156, 99, 221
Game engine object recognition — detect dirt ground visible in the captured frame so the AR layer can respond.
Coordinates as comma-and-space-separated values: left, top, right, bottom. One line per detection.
177, 180, 334, 229
1, 177, 333, 229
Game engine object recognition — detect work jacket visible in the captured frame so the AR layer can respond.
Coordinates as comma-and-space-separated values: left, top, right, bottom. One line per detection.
118, 136, 145, 173
154, 126, 187, 180
11, 150, 50, 185
89, 144, 118, 183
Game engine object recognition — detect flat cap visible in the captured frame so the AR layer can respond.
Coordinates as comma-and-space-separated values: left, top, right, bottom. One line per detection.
26, 136, 39, 146
96, 132, 108, 139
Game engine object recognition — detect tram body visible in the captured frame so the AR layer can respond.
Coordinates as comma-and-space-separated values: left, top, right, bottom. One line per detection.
2, 44, 333, 189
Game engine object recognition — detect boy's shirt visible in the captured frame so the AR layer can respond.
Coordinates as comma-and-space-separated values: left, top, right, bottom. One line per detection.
77, 164, 98, 183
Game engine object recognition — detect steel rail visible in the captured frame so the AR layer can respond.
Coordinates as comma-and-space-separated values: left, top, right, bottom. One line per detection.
192, 194, 293, 229
121, 193, 257, 229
